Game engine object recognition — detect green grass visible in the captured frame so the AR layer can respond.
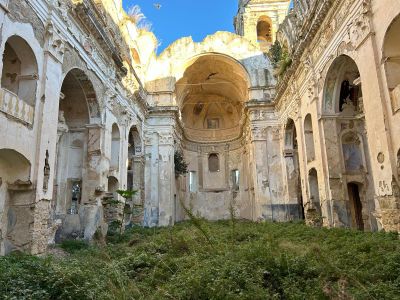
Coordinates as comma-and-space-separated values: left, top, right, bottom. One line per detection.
0, 221, 399, 299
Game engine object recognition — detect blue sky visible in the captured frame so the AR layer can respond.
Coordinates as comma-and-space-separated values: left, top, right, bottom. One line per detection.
122, 1, 294, 54
122, 0, 238, 53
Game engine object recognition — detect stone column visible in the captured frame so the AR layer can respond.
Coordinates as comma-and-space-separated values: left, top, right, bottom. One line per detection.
79, 124, 108, 242
143, 132, 160, 227
31, 21, 65, 254
158, 132, 175, 226
354, 29, 399, 231
246, 102, 285, 221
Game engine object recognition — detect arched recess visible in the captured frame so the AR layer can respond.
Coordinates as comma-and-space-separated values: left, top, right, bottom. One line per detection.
130, 48, 141, 66
257, 16, 273, 51
383, 14, 400, 112
55, 68, 100, 215
176, 54, 249, 143
110, 123, 120, 170
284, 119, 304, 219
208, 153, 220, 172
304, 114, 315, 162
347, 182, 364, 231
321, 55, 373, 230
0, 149, 33, 254
127, 126, 143, 204
323, 55, 362, 115
1, 35, 38, 106
308, 168, 321, 215
0, 35, 38, 125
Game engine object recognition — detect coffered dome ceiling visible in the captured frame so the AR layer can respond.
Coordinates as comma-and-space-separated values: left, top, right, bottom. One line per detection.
176, 55, 249, 142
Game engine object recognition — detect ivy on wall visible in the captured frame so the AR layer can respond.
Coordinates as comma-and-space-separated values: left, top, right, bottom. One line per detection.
268, 41, 292, 78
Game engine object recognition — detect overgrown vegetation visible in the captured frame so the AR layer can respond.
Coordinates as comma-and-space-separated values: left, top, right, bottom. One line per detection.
104, 189, 139, 235
268, 41, 292, 77
1, 221, 399, 299
174, 150, 188, 177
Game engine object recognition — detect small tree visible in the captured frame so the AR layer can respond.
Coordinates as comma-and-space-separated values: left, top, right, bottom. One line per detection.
268, 41, 292, 77
174, 150, 188, 177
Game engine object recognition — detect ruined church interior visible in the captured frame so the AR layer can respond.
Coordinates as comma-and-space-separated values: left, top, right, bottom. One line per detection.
0, 0, 400, 256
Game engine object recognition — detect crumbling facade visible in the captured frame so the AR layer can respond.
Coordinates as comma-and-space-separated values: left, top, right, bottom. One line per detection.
0, 0, 399, 255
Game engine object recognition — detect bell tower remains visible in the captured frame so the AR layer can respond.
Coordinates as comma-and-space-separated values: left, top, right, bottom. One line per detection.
234, 0, 291, 51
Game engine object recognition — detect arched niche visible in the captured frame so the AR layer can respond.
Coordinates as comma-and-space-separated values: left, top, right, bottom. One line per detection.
107, 175, 119, 194
176, 54, 249, 142
308, 168, 321, 215
383, 14, 400, 112
208, 153, 220, 173
284, 119, 304, 219
341, 131, 365, 172
347, 182, 364, 230
110, 123, 120, 170
55, 68, 100, 215
127, 126, 142, 195
323, 55, 362, 115
257, 15, 273, 51
304, 114, 315, 162
130, 48, 141, 66
1, 35, 38, 107
0, 149, 33, 254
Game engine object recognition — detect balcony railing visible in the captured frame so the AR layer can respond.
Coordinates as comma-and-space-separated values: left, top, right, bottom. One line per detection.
0, 88, 34, 125
184, 126, 240, 142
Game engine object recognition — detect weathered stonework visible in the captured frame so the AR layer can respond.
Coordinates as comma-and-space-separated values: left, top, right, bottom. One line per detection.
0, 0, 400, 255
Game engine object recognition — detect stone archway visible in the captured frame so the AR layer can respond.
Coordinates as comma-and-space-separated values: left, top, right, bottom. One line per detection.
304, 114, 315, 163
383, 13, 400, 113
110, 123, 120, 171
0, 149, 33, 255
56, 68, 103, 210
0, 35, 38, 125
321, 55, 373, 230
284, 119, 304, 220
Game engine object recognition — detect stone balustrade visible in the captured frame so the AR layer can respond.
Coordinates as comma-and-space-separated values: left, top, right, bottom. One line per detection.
184, 126, 240, 142
0, 88, 34, 125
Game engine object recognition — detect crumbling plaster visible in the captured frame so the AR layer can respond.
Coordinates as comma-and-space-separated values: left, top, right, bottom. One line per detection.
1, 0, 400, 256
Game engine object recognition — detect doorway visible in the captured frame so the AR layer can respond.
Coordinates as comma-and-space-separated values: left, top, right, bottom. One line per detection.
347, 183, 364, 230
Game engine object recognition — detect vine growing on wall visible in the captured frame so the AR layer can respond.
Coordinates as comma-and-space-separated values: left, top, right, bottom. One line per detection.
174, 150, 188, 177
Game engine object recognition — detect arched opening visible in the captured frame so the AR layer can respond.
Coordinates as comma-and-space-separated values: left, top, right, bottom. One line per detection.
324, 55, 362, 115
308, 168, 321, 216
0, 149, 33, 255
130, 48, 141, 66
383, 14, 400, 112
257, 16, 273, 51
1, 36, 38, 106
304, 114, 315, 162
208, 153, 220, 172
231, 169, 240, 192
176, 54, 249, 143
322, 55, 373, 229
126, 126, 143, 212
110, 123, 120, 171
284, 119, 304, 219
347, 182, 364, 230
107, 176, 119, 197
0, 36, 38, 124
55, 69, 98, 215
127, 126, 141, 189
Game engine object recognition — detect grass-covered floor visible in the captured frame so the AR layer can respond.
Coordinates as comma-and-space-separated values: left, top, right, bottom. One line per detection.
1, 221, 400, 299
